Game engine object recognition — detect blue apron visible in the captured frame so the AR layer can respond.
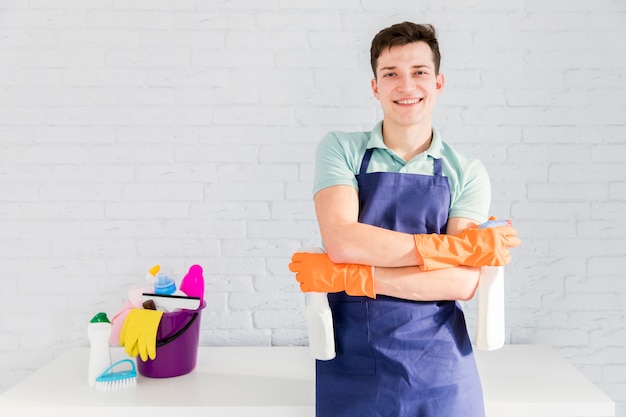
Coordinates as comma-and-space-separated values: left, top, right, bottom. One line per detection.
316, 148, 485, 417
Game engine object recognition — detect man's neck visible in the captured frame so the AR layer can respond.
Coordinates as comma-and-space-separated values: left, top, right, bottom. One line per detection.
381, 121, 433, 162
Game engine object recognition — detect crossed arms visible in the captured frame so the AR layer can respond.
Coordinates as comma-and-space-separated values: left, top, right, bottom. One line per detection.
314, 184, 482, 301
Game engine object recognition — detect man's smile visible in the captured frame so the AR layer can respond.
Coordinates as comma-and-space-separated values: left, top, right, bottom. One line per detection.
394, 98, 423, 105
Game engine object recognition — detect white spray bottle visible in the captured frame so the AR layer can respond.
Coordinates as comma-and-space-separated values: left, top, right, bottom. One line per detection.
301, 247, 336, 360
475, 219, 511, 351
87, 312, 112, 387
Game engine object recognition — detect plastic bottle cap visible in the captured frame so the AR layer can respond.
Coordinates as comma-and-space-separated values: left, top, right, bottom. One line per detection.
90, 312, 110, 323
154, 272, 176, 295
188, 264, 202, 275
180, 264, 205, 300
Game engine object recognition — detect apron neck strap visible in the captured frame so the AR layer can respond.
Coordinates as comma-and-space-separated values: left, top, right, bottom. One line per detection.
359, 148, 374, 175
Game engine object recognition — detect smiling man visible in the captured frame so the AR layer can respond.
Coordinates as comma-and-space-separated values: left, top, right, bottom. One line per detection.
372, 40, 443, 160
289, 22, 519, 417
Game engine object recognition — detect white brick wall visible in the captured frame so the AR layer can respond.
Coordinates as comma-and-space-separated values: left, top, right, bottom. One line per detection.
1, 0, 625, 414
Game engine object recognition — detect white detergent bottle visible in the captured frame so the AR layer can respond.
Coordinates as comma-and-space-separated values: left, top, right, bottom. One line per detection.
306, 292, 336, 360
476, 266, 505, 351
87, 312, 112, 387
475, 219, 510, 351
301, 247, 336, 361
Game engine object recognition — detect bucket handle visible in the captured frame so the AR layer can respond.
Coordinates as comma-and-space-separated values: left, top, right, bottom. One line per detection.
156, 312, 198, 347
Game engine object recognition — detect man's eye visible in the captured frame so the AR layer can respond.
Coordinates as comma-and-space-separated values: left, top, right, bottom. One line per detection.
415, 71, 427, 76
383, 73, 395, 77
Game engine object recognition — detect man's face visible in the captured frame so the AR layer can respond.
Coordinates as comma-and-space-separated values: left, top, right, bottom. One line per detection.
371, 42, 444, 129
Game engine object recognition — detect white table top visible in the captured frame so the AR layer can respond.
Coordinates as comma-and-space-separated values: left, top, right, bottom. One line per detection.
0, 345, 615, 417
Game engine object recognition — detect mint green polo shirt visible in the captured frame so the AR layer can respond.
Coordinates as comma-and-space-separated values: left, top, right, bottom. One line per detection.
313, 121, 491, 223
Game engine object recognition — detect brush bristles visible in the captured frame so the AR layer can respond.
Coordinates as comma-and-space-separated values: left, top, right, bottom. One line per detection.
93, 359, 137, 391
94, 376, 137, 391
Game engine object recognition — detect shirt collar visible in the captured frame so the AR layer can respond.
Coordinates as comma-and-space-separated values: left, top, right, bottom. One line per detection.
367, 121, 443, 159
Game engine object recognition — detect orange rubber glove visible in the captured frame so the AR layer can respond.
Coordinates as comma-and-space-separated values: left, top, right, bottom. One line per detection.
414, 224, 521, 271
289, 253, 375, 298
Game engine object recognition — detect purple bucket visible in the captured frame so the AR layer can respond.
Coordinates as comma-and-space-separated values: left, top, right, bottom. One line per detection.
137, 301, 205, 378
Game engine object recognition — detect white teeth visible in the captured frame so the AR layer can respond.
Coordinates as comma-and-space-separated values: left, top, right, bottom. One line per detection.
396, 98, 421, 105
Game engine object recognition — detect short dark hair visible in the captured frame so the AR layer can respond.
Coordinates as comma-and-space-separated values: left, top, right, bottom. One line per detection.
370, 22, 441, 77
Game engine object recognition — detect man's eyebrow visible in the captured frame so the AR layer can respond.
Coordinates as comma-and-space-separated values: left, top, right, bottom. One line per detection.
378, 64, 432, 72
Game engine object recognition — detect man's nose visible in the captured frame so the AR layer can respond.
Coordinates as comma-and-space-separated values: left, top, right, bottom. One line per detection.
396, 75, 416, 92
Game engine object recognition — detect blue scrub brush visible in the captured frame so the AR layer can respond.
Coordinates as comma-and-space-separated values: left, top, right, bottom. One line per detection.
94, 359, 137, 391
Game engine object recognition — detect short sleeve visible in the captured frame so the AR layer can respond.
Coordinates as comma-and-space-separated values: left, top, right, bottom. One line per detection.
312, 132, 363, 196
447, 158, 491, 223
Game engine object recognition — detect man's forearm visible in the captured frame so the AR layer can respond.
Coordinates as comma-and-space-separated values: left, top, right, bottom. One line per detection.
322, 221, 422, 268
374, 265, 480, 301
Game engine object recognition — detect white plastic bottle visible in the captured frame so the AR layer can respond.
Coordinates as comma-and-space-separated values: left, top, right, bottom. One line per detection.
476, 266, 505, 351
306, 292, 336, 360
87, 312, 112, 387
301, 247, 336, 361
475, 219, 509, 351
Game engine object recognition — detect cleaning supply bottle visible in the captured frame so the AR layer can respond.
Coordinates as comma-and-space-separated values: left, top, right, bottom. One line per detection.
306, 292, 336, 360
146, 264, 160, 285
87, 312, 112, 387
475, 218, 510, 351
180, 264, 205, 304
301, 247, 336, 360
154, 272, 176, 295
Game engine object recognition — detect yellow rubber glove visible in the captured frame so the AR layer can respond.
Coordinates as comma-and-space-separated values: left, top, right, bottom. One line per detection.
414, 223, 521, 271
289, 253, 375, 298
119, 309, 164, 361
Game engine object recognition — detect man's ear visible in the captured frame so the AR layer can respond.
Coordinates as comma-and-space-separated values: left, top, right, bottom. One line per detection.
371, 77, 379, 99
435, 73, 445, 94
